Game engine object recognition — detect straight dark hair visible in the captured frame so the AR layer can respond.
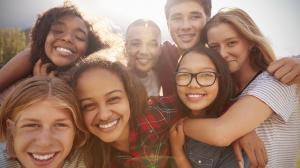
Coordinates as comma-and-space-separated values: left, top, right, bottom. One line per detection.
176, 45, 234, 117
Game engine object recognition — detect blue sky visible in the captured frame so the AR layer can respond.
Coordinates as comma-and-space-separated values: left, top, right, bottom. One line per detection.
0, 0, 299, 57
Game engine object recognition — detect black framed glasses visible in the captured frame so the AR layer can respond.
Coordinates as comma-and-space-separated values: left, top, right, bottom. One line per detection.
175, 71, 218, 87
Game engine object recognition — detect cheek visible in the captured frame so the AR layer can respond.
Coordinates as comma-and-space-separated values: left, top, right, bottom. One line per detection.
176, 86, 186, 100
83, 113, 94, 129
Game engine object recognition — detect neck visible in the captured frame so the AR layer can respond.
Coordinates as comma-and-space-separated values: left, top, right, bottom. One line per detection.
233, 63, 259, 92
134, 69, 148, 78
191, 109, 206, 118
111, 124, 130, 153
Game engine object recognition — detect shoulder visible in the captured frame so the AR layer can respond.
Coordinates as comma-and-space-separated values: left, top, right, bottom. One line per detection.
241, 71, 299, 121
63, 150, 86, 168
0, 145, 21, 168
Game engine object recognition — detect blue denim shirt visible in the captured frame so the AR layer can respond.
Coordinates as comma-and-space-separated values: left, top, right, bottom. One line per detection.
184, 138, 247, 168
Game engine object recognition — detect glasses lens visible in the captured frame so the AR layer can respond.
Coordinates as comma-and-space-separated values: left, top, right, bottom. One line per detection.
196, 72, 216, 86
176, 73, 191, 86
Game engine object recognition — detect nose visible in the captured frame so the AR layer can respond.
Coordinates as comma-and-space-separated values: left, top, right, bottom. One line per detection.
61, 32, 73, 43
181, 18, 192, 30
35, 128, 54, 147
188, 76, 200, 88
219, 45, 229, 59
97, 105, 113, 121
139, 44, 148, 55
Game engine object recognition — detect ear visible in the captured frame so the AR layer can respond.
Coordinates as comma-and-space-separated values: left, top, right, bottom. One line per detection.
6, 119, 16, 136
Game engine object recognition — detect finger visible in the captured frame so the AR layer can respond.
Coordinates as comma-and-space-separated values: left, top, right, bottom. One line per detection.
272, 63, 292, 81
33, 59, 43, 76
176, 123, 184, 136
40, 63, 52, 76
48, 71, 56, 78
254, 149, 266, 168
242, 143, 258, 168
233, 143, 244, 167
261, 144, 268, 166
267, 59, 286, 74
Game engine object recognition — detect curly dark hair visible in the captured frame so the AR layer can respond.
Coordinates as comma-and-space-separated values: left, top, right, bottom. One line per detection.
30, 4, 109, 69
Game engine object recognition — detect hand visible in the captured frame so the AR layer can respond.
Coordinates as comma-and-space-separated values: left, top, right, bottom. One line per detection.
169, 119, 185, 156
169, 119, 192, 168
33, 59, 57, 77
233, 131, 267, 168
267, 57, 300, 85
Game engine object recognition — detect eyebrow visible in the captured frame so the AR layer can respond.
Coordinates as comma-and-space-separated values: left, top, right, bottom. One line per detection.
178, 67, 216, 71
79, 89, 124, 102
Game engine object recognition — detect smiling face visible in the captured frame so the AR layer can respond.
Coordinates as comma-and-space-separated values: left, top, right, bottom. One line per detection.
167, 1, 207, 51
176, 52, 219, 117
11, 100, 75, 168
207, 23, 252, 73
76, 68, 130, 146
44, 15, 88, 67
126, 25, 161, 75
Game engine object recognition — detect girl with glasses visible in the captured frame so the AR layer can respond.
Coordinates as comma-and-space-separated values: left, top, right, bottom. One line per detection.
170, 45, 244, 168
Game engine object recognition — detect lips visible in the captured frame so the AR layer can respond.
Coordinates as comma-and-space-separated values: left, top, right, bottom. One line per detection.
55, 47, 74, 56
186, 93, 206, 101
96, 118, 119, 132
29, 152, 57, 166
136, 58, 150, 65
178, 33, 195, 42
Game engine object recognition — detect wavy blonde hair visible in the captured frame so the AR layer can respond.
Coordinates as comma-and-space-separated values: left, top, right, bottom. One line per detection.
0, 76, 88, 158
201, 8, 276, 71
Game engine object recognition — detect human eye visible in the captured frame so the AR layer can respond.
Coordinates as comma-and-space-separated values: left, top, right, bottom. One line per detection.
176, 72, 190, 85
19, 123, 40, 131
50, 25, 64, 35
170, 15, 182, 22
208, 44, 220, 52
75, 32, 87, 42
107, 96, 121, 104
190, 14, 202, 20
81, 103, 96, 112
227, 41, 237, 47
54, 122, 72, 129
129, 41, 141, 47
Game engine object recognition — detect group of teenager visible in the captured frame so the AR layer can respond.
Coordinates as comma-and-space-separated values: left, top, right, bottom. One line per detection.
0, 0, 300, 168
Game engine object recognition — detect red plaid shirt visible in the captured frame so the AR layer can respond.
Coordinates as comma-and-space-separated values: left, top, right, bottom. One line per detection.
112, 96, 182, 168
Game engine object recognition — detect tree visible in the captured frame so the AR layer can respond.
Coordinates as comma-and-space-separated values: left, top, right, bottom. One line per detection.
0, 28, 26, 67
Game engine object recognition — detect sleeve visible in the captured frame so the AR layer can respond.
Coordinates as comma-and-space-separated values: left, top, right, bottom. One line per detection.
240, 72, 298, 122
148, 96, 182, 124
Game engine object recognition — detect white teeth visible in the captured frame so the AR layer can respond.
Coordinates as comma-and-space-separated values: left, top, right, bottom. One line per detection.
98, 120, 118, 129
137, 58, 149, 64
56, 47, 73, 55
187, 94, 204, 98
32, 153, 55, 161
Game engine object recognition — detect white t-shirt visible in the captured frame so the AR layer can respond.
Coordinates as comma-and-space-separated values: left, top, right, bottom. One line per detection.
240, 71, 300, 168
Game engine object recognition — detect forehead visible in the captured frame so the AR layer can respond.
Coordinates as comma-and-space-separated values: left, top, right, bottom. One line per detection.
179, 52, 215, 70
52, 15, 88, 31
126, 25, 161, 41
14, 100, 72, 122
76, 68, 125, 97
168, 1, 205, 16
207, 23, 241, 41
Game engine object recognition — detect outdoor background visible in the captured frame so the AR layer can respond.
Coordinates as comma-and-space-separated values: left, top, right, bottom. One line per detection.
0, 0, 299, 166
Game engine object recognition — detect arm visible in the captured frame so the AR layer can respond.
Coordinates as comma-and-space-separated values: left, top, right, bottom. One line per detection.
0, 48, 32, 91
169, 120, 192, 168
267, 56, 300, 85
183, 96, 272, 147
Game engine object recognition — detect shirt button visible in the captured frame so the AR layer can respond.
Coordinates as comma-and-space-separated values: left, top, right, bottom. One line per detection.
198, 160, 202, 164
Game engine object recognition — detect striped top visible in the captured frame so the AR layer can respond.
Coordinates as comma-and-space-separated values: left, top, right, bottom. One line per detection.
0, 145, 86, 168
240, 71, 300, 168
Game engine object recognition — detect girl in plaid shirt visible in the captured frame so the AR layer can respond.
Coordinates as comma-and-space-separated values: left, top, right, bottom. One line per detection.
71, 56, 182, 168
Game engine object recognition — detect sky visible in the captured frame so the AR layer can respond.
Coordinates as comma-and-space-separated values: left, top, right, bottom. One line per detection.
0, 0, 299, 58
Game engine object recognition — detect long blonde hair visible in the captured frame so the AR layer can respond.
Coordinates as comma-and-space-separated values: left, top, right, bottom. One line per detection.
0, 76, 88, 158
201, 8, 276, 71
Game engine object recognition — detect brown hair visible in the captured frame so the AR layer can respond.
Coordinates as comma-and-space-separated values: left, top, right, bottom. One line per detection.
201, 8, 276, 71
176, 45, 234, 117
125, 19, 161, 40
30, 4, 109, 69
71, 55, 148, 168
0, 76, 88, 158
165, 0, 212, 18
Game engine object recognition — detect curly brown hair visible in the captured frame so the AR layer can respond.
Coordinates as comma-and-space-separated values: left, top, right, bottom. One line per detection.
30, 4, 109, 69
